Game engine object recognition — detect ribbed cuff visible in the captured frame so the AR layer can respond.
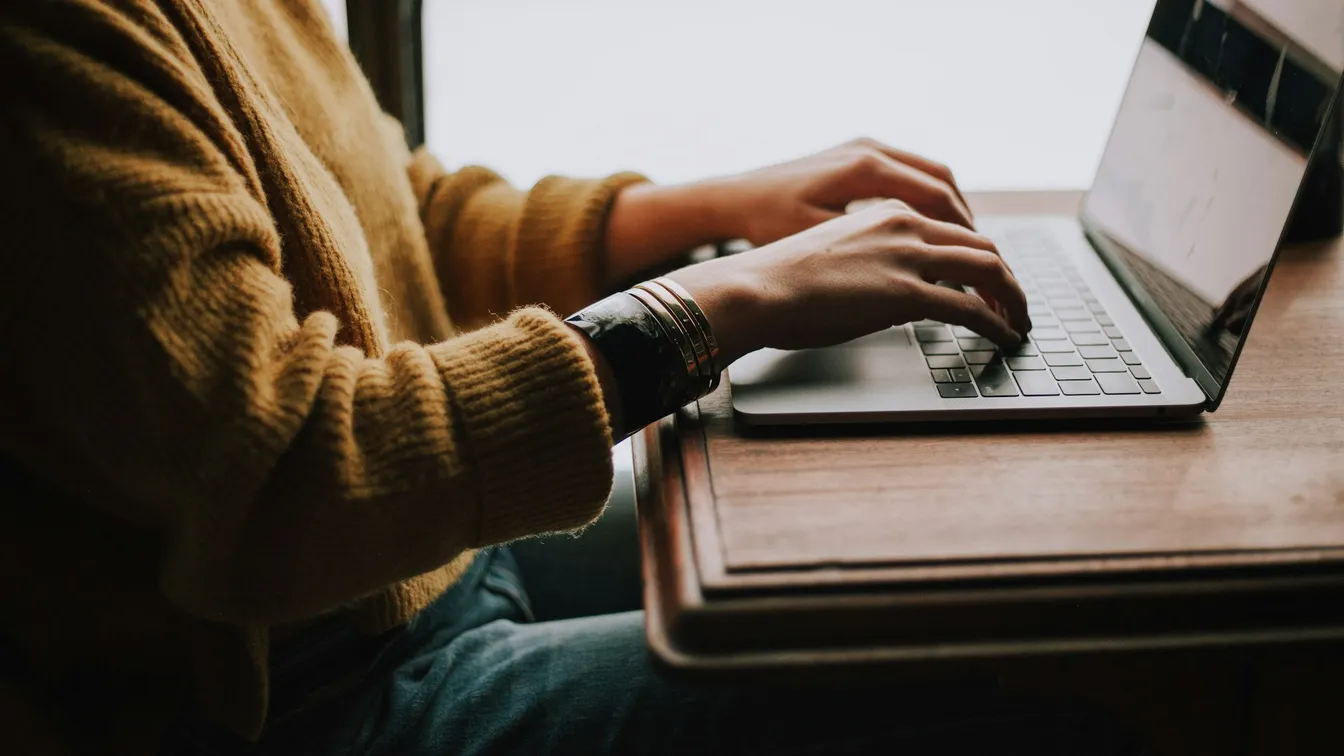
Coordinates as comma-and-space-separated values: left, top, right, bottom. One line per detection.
430, 308, 615, 545
513, 171, 649, 314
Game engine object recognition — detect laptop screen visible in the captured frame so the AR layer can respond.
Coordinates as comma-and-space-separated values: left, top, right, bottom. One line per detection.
1082, 0, 1343, 398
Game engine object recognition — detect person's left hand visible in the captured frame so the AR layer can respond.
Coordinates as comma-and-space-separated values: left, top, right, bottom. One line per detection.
604, 138, 975, 285
708, 137, 975, 247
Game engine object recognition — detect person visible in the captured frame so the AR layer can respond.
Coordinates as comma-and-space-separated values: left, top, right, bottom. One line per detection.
0, 2, 1145, 754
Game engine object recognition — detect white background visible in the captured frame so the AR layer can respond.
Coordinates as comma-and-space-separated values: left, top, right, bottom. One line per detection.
417, 0, 1157, 191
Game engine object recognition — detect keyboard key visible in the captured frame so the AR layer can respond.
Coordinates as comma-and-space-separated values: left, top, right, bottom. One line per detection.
949, 368, 973, 383
926, 355, 965, 369
1112, 338, 1132, 351
1035, 340, 1078, 353
1103, 326, 1124, 339
1071, 332, 1110, 346
915, 326, 952, 342
931, 369, 953, 383
1095, 314, 1115, 326
1086, 358, 1128, 373
1051, 365, 1093, 381
1096, 373, 1141, 395
1049, 297, 1083, 309
1078, 345, 1118, 360
1063, 320, 1099, 333
1028, 317, 1058, 330
1043, 352, 1085, 367
1014, 371, 1060, 396
970, 364, 989, 377
975, 363, 1020, 397
1055, 308, 1091, 321
1138, 379, 1162, 394
1028, 305, 1054, 318
1029, 328, 1068, 341
964, 350, 996, 365
938, 383, 979, 399
921, 342, 960, 356
958, 337, 996, 352
1130, 365, 1151, 380
1060, 379, 1101, 396
1088, 301, 1108, 313
1006, 356, 1046, 371
1121, 352, 1143, 366
1006, 342, 1039, 357
951, 326, 982, 339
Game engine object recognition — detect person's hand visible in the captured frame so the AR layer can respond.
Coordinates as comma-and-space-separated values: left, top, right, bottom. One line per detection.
602, 138, 973, 285
665, 200, 1030, 367
708, 137, 975, 247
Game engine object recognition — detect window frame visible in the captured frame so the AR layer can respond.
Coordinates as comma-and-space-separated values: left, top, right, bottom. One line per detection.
345, 0, 426, 148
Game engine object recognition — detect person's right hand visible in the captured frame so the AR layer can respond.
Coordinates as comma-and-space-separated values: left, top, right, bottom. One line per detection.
666, 200, 1032, 367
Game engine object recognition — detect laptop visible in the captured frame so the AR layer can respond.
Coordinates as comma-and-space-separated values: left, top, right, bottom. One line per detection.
729, 0, 1344, 426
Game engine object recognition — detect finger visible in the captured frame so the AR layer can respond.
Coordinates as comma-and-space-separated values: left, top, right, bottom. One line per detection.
851, 138, 971, 215
913, 282, 1020, 347
846, 197, 907, 215
868, 204, 1021, 329
904, 217, 1025, 320
851, 153, 974, 229
906, 215, 999, 255
917, 246, 1032, 336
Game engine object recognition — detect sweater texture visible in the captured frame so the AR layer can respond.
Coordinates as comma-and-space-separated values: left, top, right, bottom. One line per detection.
0, 0, 645, 747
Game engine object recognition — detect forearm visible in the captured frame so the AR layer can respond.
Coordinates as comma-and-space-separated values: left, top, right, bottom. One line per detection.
603, 180, 741, 285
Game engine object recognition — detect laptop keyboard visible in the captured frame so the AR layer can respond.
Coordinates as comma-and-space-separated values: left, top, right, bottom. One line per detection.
917, 230, 1161, 399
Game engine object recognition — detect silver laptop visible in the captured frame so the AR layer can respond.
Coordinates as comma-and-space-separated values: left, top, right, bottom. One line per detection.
730, 0, 1344, 426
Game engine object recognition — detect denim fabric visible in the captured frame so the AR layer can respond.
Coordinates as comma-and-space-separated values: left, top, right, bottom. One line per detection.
171, 464, 1148, 755
251, 547, 1143, 756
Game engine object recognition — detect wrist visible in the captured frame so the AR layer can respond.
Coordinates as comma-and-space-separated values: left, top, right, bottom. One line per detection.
665, 258, 766, 367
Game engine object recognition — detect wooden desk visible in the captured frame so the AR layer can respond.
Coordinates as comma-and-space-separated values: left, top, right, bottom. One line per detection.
635, 191, 1344, 754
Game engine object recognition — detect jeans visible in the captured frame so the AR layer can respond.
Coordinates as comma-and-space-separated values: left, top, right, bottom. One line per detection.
172, 456, 1147, 756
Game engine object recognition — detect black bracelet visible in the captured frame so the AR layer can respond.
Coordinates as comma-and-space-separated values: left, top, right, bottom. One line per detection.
564, 292, 702, 435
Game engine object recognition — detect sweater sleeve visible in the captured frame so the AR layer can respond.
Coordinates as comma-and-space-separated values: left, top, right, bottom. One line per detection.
406, 148, 648, 329
0, 1, 614, 625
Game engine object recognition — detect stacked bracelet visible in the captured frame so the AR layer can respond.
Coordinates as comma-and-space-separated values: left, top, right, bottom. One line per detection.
564, 278, 722, 435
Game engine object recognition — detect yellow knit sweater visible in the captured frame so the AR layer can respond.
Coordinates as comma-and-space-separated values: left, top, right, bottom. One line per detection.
0, 0, 644, 747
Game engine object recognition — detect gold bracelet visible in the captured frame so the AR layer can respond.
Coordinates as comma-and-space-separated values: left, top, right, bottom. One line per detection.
633, 282, 714, 391
650, 277, 721, 393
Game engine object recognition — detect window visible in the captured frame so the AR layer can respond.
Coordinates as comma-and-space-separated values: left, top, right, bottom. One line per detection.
420, 0, 1157, 190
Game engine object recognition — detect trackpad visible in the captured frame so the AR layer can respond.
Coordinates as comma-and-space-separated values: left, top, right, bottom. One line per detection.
729, 327, 924, 391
